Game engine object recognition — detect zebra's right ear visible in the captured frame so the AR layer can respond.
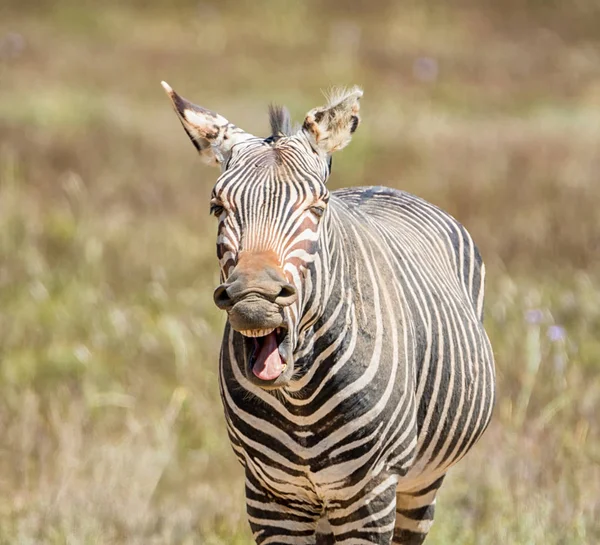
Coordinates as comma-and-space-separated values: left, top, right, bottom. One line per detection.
161, 81, 255, 167
302, 86, 363, 156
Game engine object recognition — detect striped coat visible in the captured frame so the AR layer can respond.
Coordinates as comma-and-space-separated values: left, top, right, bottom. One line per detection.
162, 82, 495, 544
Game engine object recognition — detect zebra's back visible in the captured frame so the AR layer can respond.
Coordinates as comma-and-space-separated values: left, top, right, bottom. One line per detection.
332, 186, 485, 321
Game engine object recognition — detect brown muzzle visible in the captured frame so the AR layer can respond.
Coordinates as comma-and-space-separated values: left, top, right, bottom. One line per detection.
213, 252, 297, 332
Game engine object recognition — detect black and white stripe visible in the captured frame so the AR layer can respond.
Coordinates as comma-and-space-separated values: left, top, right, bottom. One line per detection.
210, 131, 494, 544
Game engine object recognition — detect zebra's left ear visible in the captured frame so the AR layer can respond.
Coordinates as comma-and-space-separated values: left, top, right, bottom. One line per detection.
302, 86, 363, 155
161, 81, 255, 167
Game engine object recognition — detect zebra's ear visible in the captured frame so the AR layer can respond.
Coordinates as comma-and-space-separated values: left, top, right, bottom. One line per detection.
302, 86, 363, 155
161, 81, 255, 167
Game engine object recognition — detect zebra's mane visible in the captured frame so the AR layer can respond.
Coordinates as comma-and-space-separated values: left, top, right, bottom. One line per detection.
268, 104, 292, 138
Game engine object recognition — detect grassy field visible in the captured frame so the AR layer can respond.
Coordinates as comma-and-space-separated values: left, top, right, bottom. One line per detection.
1, 1, 599, 543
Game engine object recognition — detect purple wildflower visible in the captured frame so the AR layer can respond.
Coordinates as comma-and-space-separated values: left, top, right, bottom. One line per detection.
547, 325, 566, 343
525, 309, 544, 325
0, 32, 25, 60
413, 57, 439, 82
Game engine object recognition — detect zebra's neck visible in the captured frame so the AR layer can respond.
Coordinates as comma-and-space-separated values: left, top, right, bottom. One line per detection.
285, 202, 357, 396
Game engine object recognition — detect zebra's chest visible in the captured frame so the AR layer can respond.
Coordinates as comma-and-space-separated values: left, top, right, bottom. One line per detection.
220, 318, 422, 501
229, 417, 395, 503
224, 373, 416, 503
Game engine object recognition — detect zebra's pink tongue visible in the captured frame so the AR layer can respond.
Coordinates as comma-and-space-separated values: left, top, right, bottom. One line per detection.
252, 331, 283, 381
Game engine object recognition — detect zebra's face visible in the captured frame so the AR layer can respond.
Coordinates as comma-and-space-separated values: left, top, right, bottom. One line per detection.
211, 138, 330, 387
162, 82, 362, 389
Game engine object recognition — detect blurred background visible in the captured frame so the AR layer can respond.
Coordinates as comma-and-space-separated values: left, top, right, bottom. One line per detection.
1, 0, 599, 543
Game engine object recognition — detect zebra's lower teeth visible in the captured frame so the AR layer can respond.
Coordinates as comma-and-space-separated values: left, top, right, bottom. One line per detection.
240, 328, 275, 338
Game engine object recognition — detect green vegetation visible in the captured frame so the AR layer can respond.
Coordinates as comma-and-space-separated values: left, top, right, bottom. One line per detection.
1, 1, 598, 543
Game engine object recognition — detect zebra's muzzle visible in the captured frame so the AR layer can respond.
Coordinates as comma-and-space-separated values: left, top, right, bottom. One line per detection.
227, 294, 285, 333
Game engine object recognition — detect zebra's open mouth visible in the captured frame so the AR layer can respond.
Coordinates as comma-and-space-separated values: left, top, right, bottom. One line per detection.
240, 326, 291, 383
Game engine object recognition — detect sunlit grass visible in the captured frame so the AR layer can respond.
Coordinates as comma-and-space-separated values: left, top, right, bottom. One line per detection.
2, 131, 599, 544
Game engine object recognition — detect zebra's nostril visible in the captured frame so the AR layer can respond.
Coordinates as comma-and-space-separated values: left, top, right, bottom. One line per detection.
275, 283, 297, 306
279, 283, 296, 298
214, 284, 233, 309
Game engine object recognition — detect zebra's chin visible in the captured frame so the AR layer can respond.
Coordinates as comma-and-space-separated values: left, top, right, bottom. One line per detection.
240, 326, 294, 389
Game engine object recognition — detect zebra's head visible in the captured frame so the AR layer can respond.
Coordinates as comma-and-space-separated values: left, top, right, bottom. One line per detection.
162, 82, 362, 389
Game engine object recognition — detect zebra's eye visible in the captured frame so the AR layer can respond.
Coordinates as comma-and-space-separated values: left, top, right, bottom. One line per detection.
309, 204, 326, 218
210, 200, 225, 217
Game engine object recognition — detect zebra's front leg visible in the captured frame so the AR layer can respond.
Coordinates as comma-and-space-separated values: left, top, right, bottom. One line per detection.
245, 479, 323, 545
393, 476, 445, 544
326, 474, 399, 544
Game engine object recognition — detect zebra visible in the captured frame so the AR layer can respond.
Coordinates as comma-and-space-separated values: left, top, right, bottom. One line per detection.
161, 81, 495, 544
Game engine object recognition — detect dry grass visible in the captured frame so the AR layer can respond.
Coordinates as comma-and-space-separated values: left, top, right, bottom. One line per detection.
1, 1, 599, 543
